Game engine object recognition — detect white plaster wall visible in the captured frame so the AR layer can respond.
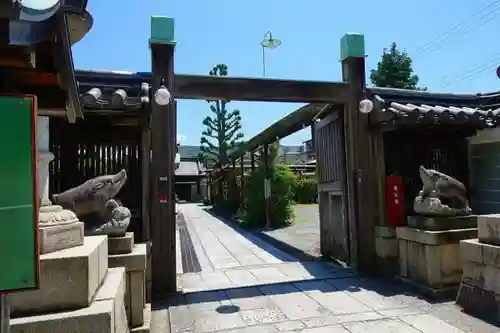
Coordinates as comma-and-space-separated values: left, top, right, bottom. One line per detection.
468, 128, 500, 145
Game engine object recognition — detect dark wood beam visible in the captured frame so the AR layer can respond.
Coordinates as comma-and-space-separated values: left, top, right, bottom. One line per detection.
174, 74, 351, 103
150, 41, 177, 294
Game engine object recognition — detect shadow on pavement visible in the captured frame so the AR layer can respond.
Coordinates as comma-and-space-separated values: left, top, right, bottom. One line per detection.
201, 206, 325, 264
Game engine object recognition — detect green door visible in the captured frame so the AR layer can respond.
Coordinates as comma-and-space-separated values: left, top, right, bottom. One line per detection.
0, 96, 39, 292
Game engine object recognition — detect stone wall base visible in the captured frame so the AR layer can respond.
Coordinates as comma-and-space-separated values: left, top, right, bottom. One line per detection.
374, 226, 399, 278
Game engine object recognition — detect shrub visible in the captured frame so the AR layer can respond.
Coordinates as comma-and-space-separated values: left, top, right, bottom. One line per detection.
239, 164, 295, 228
293, 175, 318, 204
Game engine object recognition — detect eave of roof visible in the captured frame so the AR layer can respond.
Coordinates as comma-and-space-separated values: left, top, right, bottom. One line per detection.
367, 87, 500, 127
228, 103, 326, 161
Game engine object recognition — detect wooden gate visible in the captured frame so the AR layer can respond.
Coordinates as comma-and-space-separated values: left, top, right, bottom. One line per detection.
315, 110, 350, 263
49, 117, 144, 239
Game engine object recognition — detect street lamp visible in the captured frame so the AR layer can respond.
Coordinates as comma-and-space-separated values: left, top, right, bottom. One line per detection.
261, 30, 281, 77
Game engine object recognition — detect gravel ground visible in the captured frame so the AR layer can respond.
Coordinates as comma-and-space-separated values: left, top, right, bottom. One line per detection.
262, 204, 321, 259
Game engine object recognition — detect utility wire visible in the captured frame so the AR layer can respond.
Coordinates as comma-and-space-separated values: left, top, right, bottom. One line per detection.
412, 0, 500, 57
387, 0, 500, 71
441, 55, 500, 87
383, 0, 500, 87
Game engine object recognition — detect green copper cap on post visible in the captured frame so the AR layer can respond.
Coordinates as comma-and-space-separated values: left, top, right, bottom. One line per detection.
150, 16, 175, 45
340, 33, 365, 61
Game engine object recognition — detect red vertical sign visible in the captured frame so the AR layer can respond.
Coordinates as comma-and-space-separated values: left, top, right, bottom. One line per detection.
386, 176, 405, 226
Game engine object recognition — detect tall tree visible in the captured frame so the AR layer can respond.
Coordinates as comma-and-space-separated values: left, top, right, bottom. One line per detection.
200, 64, 244, 166
370, 42, 425, 90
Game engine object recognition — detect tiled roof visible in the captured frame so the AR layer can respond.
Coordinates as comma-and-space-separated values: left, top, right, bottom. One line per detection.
368, 87, 500, 126
76, 70, 150, 111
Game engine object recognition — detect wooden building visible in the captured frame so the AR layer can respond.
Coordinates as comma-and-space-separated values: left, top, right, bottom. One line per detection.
175, 157, 207, 202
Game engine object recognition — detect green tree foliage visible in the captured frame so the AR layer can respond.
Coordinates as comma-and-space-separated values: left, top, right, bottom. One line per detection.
238, 141, 295, 228
370, 43, 425, 90
293, 175, 318, 204
200, 64, 244, 166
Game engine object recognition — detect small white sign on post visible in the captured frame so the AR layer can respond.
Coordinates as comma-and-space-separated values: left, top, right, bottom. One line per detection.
264, 178, 271, 199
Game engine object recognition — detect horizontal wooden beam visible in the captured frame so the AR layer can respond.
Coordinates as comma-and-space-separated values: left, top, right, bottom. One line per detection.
174, 74, 351, 103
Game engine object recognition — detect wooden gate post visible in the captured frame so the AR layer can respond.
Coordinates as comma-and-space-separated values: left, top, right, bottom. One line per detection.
340, 33, 376, 274
263, 144, 271, 229
150, 16, 177, 294
240, 157, 245, 200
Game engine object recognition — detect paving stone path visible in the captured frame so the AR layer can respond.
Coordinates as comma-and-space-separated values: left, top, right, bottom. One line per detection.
152, 203, 499, 333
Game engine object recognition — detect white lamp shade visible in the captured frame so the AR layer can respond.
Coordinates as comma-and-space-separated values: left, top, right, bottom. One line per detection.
154, 86, 171, 106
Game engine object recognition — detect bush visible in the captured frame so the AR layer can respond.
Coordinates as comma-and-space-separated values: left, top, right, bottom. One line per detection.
238, 164, 295, 229
211, 170, 242, 214
293, 175, 318, 204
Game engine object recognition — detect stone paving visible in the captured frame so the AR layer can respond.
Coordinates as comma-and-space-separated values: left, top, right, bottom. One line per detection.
152, 203, 500, 333
176, 204, 350, 293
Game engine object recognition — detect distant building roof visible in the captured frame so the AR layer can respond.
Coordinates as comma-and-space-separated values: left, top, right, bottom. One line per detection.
175, 159, 206, 177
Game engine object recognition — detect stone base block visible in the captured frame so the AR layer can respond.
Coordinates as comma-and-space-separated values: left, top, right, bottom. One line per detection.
10, 267, 129, 333
456, 283, 500, 322
146, 241, 152, 303
408, 215, 477, 231
375, 226, 399, 278
478, 214, 500, 245
398, 276, 459, 300
109, 232, 134, 255
9, 235, 108, 315
131, 304, 151, 333
396, 226, 477, 294
456, 239, 500, 321
39, 221, 85, 254
109, 244, 147, 327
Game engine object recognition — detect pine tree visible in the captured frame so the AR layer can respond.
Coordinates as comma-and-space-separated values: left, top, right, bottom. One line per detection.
200, 64, 244, 166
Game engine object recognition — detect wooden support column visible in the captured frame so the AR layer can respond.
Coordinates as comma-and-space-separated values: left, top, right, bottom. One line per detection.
263, 144, 271, 229
240, 156, 245, 199
150, 16, 177, 295
208, 172, 212, 203
310, 121, 316, 159
232, 159, 236, 183
251, 152, 255, 170
340, 33, 376, 274
140, 114, 151, 242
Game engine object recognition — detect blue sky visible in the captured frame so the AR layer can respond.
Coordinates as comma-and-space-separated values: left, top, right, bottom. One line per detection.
73, 0, 500, 146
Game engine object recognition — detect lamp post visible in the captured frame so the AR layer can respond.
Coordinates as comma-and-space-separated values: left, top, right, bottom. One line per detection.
261, 30, 281, 77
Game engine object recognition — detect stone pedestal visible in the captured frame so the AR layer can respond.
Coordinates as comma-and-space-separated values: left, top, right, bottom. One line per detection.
108, 238, 150, 331
374, 226, 399, 277
37, 116, 83, 254
9, 236, 129, 333
38, 205, 84, 254
456, 214, 500, 321
396, 216, 477, 299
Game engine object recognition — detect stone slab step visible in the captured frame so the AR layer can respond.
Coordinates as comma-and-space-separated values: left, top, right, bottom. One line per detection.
11, 267, 129, 333
10, 235, 108, 315
109, 244, 147, 327
108, 232, 134, 255
109, 243, 147, 272
131, 304, 151, 333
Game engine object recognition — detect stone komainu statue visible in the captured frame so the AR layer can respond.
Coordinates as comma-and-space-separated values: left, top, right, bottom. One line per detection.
52, 169, 131, 237
413, 165, 472, 217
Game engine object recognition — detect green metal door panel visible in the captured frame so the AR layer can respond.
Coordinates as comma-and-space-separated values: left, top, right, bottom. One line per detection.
0, 96, 39, 292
